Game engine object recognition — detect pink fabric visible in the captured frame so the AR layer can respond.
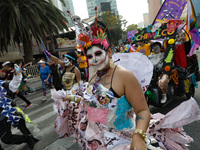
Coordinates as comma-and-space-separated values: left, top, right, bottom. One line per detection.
86, 105, 109, 125
148, 97, 200, 149
151, 97, 200, 129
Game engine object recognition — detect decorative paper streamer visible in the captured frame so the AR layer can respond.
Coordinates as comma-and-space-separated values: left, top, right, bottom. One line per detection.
41, 42, 50, 61
16, 107, 40, 132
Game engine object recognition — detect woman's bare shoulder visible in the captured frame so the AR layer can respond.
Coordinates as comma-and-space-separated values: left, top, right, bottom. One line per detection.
116, 65, 135, 77
115, 65, 138, 85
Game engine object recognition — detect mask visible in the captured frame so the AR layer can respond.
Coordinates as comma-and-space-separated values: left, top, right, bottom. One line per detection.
86, 46, 108, 70
63, 57, 70, 66
152, 45, 161, 53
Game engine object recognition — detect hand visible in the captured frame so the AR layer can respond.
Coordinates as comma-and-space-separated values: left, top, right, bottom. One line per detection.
130, 134, 147, 150
15, 89, 19, 94
44, 79, 48, 83
63, 95, 71, 102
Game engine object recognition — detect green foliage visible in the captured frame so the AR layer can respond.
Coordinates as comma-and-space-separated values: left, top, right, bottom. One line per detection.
122, 24, 138, 41
0, 0, 68, 57
98, 10, 127, 45
126, 24, 138, 32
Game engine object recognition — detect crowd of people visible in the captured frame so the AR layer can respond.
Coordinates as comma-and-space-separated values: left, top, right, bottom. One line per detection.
1, 19, 200, 150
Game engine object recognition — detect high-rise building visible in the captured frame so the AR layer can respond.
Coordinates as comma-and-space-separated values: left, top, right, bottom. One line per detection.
86, 0, 118, 18
143, 13, 149, 27
147, 0, 163, 25
192, 0, 200, 27
51, 0, 63, 11
61, 0, 75, 27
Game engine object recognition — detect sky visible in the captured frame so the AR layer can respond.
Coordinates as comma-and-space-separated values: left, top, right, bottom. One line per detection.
72, 0, 149, 26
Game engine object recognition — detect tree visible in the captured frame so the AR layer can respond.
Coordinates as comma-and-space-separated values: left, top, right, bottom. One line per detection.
122, 24, 138, 41
0, 0, 68, 63
99, 11, 127, 46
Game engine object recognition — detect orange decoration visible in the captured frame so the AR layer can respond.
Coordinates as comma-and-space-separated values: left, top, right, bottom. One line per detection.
172, 69, 179, 85
164, 65, 171, 72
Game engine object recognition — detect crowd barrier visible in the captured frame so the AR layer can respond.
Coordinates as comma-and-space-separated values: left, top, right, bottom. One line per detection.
25, 65, 39, 76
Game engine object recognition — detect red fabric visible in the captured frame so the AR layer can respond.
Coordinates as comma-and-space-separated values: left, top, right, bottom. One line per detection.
174, 44, 187, 68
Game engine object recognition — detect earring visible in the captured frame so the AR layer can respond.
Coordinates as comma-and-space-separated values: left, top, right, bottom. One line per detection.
110, 59, 115, 68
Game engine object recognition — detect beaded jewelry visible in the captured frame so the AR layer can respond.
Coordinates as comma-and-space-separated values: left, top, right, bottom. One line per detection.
95, 67, 110, 82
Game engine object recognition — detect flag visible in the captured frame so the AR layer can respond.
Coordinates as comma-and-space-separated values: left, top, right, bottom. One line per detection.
186, 0, 200, 56
153, 0, 187, 24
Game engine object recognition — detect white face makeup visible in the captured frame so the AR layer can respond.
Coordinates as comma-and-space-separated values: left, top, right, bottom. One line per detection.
63, 57, 70, 66
86, 46, 108, 70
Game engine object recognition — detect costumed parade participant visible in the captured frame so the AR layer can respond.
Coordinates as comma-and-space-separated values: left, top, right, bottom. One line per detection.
48, 11, 200, 149
122, 40, 136, 53
43, 51, 81, 91
2, 61, 32, 108
148, 42, 167, 103
0, 64, 40, 150
136, 41, 153, 56
38, 59, 52, 101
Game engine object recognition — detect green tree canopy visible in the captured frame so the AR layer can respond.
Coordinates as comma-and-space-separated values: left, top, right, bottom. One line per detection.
0, 0, 68, 62
122, 24, 138, 41
99, 10, 127, 46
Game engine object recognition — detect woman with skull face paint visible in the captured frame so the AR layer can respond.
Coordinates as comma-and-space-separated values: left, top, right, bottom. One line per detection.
46, 51, 81, 90
49, 14, 200, 149
49, 20, 152, 150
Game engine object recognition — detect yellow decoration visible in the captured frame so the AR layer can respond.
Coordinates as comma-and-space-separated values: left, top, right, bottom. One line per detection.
184, 79, 189, 93
16, 107, 40, 132
168, 39, 175, 44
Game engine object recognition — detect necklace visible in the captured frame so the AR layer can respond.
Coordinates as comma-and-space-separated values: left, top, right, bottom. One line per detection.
95, 66, 110, 82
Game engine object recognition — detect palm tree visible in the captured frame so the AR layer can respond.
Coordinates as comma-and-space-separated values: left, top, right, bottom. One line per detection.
0, 0, 68, 62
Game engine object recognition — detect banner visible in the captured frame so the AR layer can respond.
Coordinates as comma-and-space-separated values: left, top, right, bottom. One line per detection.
153, 0, 187, 24
130, 22, 179, 43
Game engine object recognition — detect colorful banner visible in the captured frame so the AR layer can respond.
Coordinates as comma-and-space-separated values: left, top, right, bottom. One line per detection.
186, 0, 200, 56
130, 22, 178, 43
153, 0, 187, 24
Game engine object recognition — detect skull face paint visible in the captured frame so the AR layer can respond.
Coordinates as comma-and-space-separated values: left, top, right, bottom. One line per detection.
63, 57, 70, 66
86, 46, 108, 70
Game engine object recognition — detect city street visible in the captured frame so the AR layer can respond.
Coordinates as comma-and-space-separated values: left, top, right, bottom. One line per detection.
0, 51, 200, 150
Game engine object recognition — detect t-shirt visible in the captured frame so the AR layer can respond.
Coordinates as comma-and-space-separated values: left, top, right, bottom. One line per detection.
148, 52, 164, 66
62, 67, 75, 90
78, 56, 87, 68
5, 68, 15, 80
40, 66, 51, 81
136, 44, 151, 56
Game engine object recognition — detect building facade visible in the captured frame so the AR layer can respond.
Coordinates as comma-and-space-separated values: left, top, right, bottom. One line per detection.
51, 0, 63, 11
143, 13, 149, 27
147, 0, 163, 25
62, 0, 75, 27
192, 0, 200, 27
86, 0, 118, 18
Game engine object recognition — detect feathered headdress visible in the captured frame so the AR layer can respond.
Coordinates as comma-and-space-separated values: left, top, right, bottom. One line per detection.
67, 7, 109, 52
